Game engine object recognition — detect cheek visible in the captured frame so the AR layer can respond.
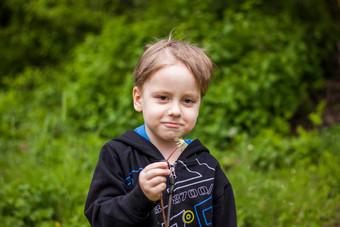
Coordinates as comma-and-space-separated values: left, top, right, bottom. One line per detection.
194, 105, 200, 118
142, 104, 165, 120
187, 108, 200, 123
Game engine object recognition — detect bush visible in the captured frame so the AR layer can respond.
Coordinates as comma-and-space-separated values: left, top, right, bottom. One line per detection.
222, 125, 340, 226
0, 132, 104, 226
0, 0, 339, 226
0, 0, 110, 78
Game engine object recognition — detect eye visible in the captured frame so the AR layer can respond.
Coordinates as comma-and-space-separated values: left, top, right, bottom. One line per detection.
183, 98, 195, 104
157, 95, 169, 101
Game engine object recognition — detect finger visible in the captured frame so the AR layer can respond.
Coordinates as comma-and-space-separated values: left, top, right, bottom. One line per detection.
143, 168, 170, 180
145, 182, 167, 195
152, 182, 167, 194
145, 176, 167, 188
143, 161, 168, 172
144, 182, 167, 202
142, 162, 169, 179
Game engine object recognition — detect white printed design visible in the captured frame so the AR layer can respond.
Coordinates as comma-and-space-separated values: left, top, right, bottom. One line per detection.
155, 159, 216, 226
172, 159, 215, 192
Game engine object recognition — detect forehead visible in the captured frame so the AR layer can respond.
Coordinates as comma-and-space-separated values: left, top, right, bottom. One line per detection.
144, 61, 200, 95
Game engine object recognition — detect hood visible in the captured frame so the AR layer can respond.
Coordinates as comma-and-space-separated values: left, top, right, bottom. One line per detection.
114, 130, 210, 161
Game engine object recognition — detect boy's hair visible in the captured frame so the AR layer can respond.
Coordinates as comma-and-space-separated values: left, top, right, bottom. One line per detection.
133, 37, 214, 97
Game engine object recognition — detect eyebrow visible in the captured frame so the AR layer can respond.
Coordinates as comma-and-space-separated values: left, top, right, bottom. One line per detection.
183, 92, 200, 100
151, 89, 200, 99
150, 89, 172, 95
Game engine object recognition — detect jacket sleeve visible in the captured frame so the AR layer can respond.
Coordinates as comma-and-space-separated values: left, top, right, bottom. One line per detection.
213, 166, 237, 227
84, 143, 156, 227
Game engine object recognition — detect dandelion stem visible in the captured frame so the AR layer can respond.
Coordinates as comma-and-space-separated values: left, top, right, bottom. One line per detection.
160, 138, 185, 227
160, 194, 167, 227
166, 138, 185, 162
166, 145, 179, 162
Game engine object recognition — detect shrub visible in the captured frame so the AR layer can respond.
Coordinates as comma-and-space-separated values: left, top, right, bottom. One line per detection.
223, 125, 340, 226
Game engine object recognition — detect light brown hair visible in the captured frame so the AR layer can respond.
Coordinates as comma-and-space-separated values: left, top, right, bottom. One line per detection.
133, 37, 214, 97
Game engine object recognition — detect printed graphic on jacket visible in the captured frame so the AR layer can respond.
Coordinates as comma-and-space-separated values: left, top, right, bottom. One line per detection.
125, 158, 216, 227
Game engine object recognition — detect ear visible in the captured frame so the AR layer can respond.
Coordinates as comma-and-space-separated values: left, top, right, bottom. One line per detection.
133, 86, 143, 112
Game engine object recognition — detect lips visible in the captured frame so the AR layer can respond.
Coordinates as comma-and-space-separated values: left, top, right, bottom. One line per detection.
162, 122, 181, 128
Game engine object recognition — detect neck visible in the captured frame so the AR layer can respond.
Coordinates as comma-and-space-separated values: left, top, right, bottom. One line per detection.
155, 141, 188, 165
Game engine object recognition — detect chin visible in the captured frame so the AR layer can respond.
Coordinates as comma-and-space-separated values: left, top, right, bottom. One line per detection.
163, 133, 182, 141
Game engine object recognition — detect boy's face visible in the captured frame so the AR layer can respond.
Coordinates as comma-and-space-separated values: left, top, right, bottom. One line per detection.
133, 61, 201, 146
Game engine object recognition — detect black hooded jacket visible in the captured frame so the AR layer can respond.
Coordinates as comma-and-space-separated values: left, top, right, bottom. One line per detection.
84, 130, 237, 227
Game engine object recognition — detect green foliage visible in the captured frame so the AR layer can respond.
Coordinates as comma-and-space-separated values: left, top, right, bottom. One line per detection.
1, 0, 339, 226
0, 0, 108, 78
196, 8, 327, 149
308, 101, 326, 127
0, 132, 104, 226
220, 125, 340, 226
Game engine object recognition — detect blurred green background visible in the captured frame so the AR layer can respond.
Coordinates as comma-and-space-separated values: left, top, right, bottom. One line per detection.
1, 0, 340, 226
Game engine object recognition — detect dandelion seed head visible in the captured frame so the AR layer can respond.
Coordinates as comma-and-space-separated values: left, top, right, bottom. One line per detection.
175, 138, 186, 150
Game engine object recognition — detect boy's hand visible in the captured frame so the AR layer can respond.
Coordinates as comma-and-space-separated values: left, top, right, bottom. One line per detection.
139, 161, 170, 202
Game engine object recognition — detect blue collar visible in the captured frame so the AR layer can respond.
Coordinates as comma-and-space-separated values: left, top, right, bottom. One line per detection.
134, 125, 192, 144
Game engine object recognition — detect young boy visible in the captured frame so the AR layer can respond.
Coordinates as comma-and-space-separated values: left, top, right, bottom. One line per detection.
84, 37, 237, 227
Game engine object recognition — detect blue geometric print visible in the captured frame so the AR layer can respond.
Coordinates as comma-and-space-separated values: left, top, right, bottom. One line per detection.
125, 168, 143, 186
203, 206, 213, 225
194, 195, 213, 227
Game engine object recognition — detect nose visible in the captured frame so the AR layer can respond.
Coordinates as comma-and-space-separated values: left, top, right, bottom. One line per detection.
168, 101, 181, 117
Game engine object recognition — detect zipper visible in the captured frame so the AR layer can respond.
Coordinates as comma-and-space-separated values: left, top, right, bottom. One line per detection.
169, 164, 177, 179
167, 163, 176, 226
162, 140, 185, 227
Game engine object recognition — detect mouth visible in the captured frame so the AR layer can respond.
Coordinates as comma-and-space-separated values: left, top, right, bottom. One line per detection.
162, 122, 182, 128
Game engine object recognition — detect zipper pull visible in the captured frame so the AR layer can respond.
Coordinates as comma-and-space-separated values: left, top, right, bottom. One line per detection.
167, 163, 176, 227
169, 164, 177, 179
